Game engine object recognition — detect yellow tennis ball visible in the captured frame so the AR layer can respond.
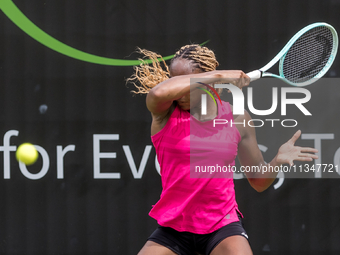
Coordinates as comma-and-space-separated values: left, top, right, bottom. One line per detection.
16, 143, 39, 165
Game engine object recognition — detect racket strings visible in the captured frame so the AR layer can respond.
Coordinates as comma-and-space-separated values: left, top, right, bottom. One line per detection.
281, 26, 333, 84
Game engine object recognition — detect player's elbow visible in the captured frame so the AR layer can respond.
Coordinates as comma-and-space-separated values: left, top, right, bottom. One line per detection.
252, 185, 267, 193
248, 178, 270, 192
146, 87, 165, 107
147, 85, 170, 102
148, 86, 161, 100
146, 86, 173, 114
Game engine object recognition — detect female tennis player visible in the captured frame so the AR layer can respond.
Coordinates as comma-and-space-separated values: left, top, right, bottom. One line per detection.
128, 44, 318, 255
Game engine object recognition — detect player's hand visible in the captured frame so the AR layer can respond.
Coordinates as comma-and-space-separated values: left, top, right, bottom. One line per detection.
276, 130, 318, 166
235, 70, 250, 90
222, 70, 250, 91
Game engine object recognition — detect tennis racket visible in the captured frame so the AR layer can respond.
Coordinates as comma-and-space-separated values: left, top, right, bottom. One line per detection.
247, 22, 338, 86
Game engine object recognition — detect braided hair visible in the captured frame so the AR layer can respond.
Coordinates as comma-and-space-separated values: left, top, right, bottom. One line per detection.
171, 44, 219, 72
128, 44, 219, 94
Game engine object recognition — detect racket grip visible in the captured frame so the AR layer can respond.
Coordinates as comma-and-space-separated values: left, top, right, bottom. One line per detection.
246, 70, 262, 82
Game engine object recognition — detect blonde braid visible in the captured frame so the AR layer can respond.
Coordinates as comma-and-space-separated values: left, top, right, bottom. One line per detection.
171, 44, 222, 94
128, 44, 219, 94
127, 48, 170, 94
172, 44, 219, 72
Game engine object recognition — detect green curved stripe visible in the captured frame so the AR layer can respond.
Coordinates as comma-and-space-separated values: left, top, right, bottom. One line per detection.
197, 87, 217, 106
0, 0, 209, 66
0, 0, 183, 66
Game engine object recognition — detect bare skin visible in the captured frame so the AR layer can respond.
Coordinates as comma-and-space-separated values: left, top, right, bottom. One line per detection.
140, 58, 318, 255
138, 241, 177, 255
138, 237, 252, 255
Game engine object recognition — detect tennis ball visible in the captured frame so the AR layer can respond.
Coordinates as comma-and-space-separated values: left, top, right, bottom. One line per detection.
16, 143, 38, 165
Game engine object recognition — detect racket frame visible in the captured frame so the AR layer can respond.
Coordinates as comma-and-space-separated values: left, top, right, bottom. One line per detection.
248, 22, 338, 86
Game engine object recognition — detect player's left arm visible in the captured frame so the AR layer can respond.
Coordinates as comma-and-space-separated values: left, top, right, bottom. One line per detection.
236, 111, 318, 192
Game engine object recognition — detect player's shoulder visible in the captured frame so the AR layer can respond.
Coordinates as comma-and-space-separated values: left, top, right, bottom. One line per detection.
151, 103, 176, 123
150, 103, 176, 136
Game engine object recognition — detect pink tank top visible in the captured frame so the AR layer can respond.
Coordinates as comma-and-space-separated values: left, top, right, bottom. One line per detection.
150, 101, 242, 234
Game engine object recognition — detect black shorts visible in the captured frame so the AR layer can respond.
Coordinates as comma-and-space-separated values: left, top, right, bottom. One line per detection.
148, 217, 249, 255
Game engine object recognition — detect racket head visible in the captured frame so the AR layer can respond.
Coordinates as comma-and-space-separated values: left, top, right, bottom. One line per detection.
278, 22, 338, 86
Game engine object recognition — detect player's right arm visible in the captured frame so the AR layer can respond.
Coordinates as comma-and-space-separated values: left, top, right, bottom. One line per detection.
146, 73, 198, 136
146, 70, 250, 135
